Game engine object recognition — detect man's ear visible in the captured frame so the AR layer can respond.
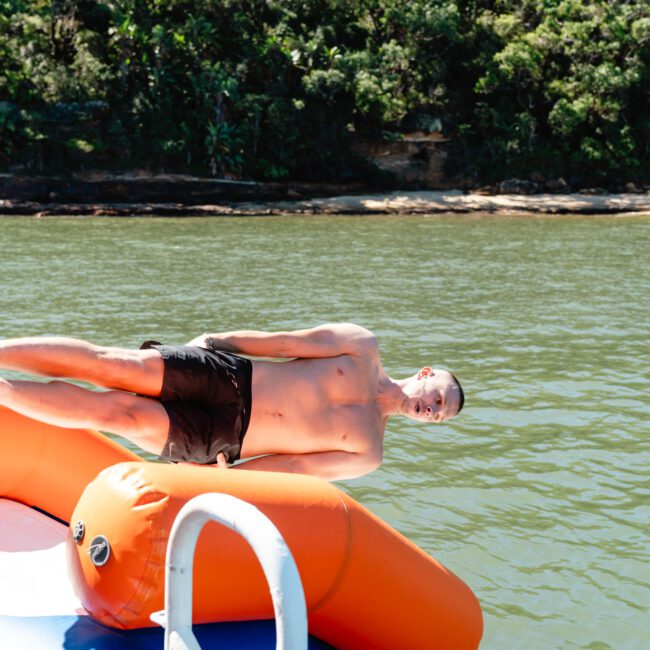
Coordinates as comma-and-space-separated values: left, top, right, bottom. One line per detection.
417, 367, 433, 380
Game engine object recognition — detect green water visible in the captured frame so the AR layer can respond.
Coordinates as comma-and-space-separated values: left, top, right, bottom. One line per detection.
1, 214, 648, 649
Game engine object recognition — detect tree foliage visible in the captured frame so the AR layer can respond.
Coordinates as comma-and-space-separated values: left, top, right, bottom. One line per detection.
1, 0, 648, 185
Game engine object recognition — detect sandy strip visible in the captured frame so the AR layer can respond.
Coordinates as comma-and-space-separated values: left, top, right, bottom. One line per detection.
2, 190, 650, 216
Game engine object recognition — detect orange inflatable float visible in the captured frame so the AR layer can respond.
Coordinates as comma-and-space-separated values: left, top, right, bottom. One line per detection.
1, 406, 483, 649
0, 405, 137, 522
69, 462, 483, 648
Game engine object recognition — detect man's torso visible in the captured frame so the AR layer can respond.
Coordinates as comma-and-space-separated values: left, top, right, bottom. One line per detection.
241, 352, 385, 458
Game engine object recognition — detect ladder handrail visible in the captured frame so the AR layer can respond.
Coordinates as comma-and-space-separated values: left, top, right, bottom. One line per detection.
151, 492, 308, 650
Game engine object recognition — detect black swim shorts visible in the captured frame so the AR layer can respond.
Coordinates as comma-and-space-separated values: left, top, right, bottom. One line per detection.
140, 341, 252, 465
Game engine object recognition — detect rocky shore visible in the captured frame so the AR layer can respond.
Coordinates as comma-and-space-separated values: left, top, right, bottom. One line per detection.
1, 174, 649, 216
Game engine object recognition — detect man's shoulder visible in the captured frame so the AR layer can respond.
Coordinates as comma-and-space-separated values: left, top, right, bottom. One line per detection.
332, 324, 378, 356
330, 323, 376, 343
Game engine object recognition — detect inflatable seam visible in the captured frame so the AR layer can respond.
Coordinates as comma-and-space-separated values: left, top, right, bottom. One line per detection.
103, 484, 169, 628
112, 525, 167, 627
308, 493, 353, 614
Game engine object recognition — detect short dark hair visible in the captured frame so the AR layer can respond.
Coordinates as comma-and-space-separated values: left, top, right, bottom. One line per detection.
450, 372, 465, 415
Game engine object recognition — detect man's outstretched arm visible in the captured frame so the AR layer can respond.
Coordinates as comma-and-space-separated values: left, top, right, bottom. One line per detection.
187, 323, 376, 359
229, 449, 383, 481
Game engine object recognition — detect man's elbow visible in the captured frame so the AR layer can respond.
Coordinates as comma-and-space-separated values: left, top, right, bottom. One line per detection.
288, 450, 383, 482
363, 449, 383, 474
338, 450, 383, 481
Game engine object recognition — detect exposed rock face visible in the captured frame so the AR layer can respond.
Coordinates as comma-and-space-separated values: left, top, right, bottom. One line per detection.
497, 178, 540, 195
624, 182, 642, 194
544, 177, 570, 193
579, 188, 609, 195
352, 134, 450, 189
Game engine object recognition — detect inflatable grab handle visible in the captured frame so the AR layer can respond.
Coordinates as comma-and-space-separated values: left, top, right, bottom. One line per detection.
150, 493, 307, 650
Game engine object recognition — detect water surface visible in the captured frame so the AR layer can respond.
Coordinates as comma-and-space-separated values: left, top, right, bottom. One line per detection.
1, 214, 648, 649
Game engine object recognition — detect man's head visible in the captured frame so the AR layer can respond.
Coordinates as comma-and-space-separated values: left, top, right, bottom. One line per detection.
400, 367, 464, 423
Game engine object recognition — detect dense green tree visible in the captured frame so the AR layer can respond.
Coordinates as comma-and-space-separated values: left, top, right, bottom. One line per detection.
458, 0, 650, 183
1, 0, 648, 185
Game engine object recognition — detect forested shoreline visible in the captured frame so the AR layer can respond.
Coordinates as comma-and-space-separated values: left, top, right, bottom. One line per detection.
1, 1, 649, 188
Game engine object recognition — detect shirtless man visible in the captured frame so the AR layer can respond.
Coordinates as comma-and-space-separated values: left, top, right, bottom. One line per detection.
0, 323, 464, 481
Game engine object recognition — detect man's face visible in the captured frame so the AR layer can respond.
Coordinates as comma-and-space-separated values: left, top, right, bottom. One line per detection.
401, 368, 461, 423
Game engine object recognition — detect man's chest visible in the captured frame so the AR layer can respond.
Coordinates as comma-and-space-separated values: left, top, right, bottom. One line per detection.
304, 355, 377, 400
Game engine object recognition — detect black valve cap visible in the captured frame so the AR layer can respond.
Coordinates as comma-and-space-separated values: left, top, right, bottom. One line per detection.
72, 520, 85, 544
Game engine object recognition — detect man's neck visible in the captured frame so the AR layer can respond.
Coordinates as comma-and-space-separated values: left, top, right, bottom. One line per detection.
375, 375, 407, 418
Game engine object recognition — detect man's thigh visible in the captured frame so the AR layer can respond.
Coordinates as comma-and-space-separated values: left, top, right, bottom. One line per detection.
97, 389, 169, 456
93, 346, 165, 397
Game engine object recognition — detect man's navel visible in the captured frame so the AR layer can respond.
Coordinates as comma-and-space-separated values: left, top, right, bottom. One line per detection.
336, 368, 344, 376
